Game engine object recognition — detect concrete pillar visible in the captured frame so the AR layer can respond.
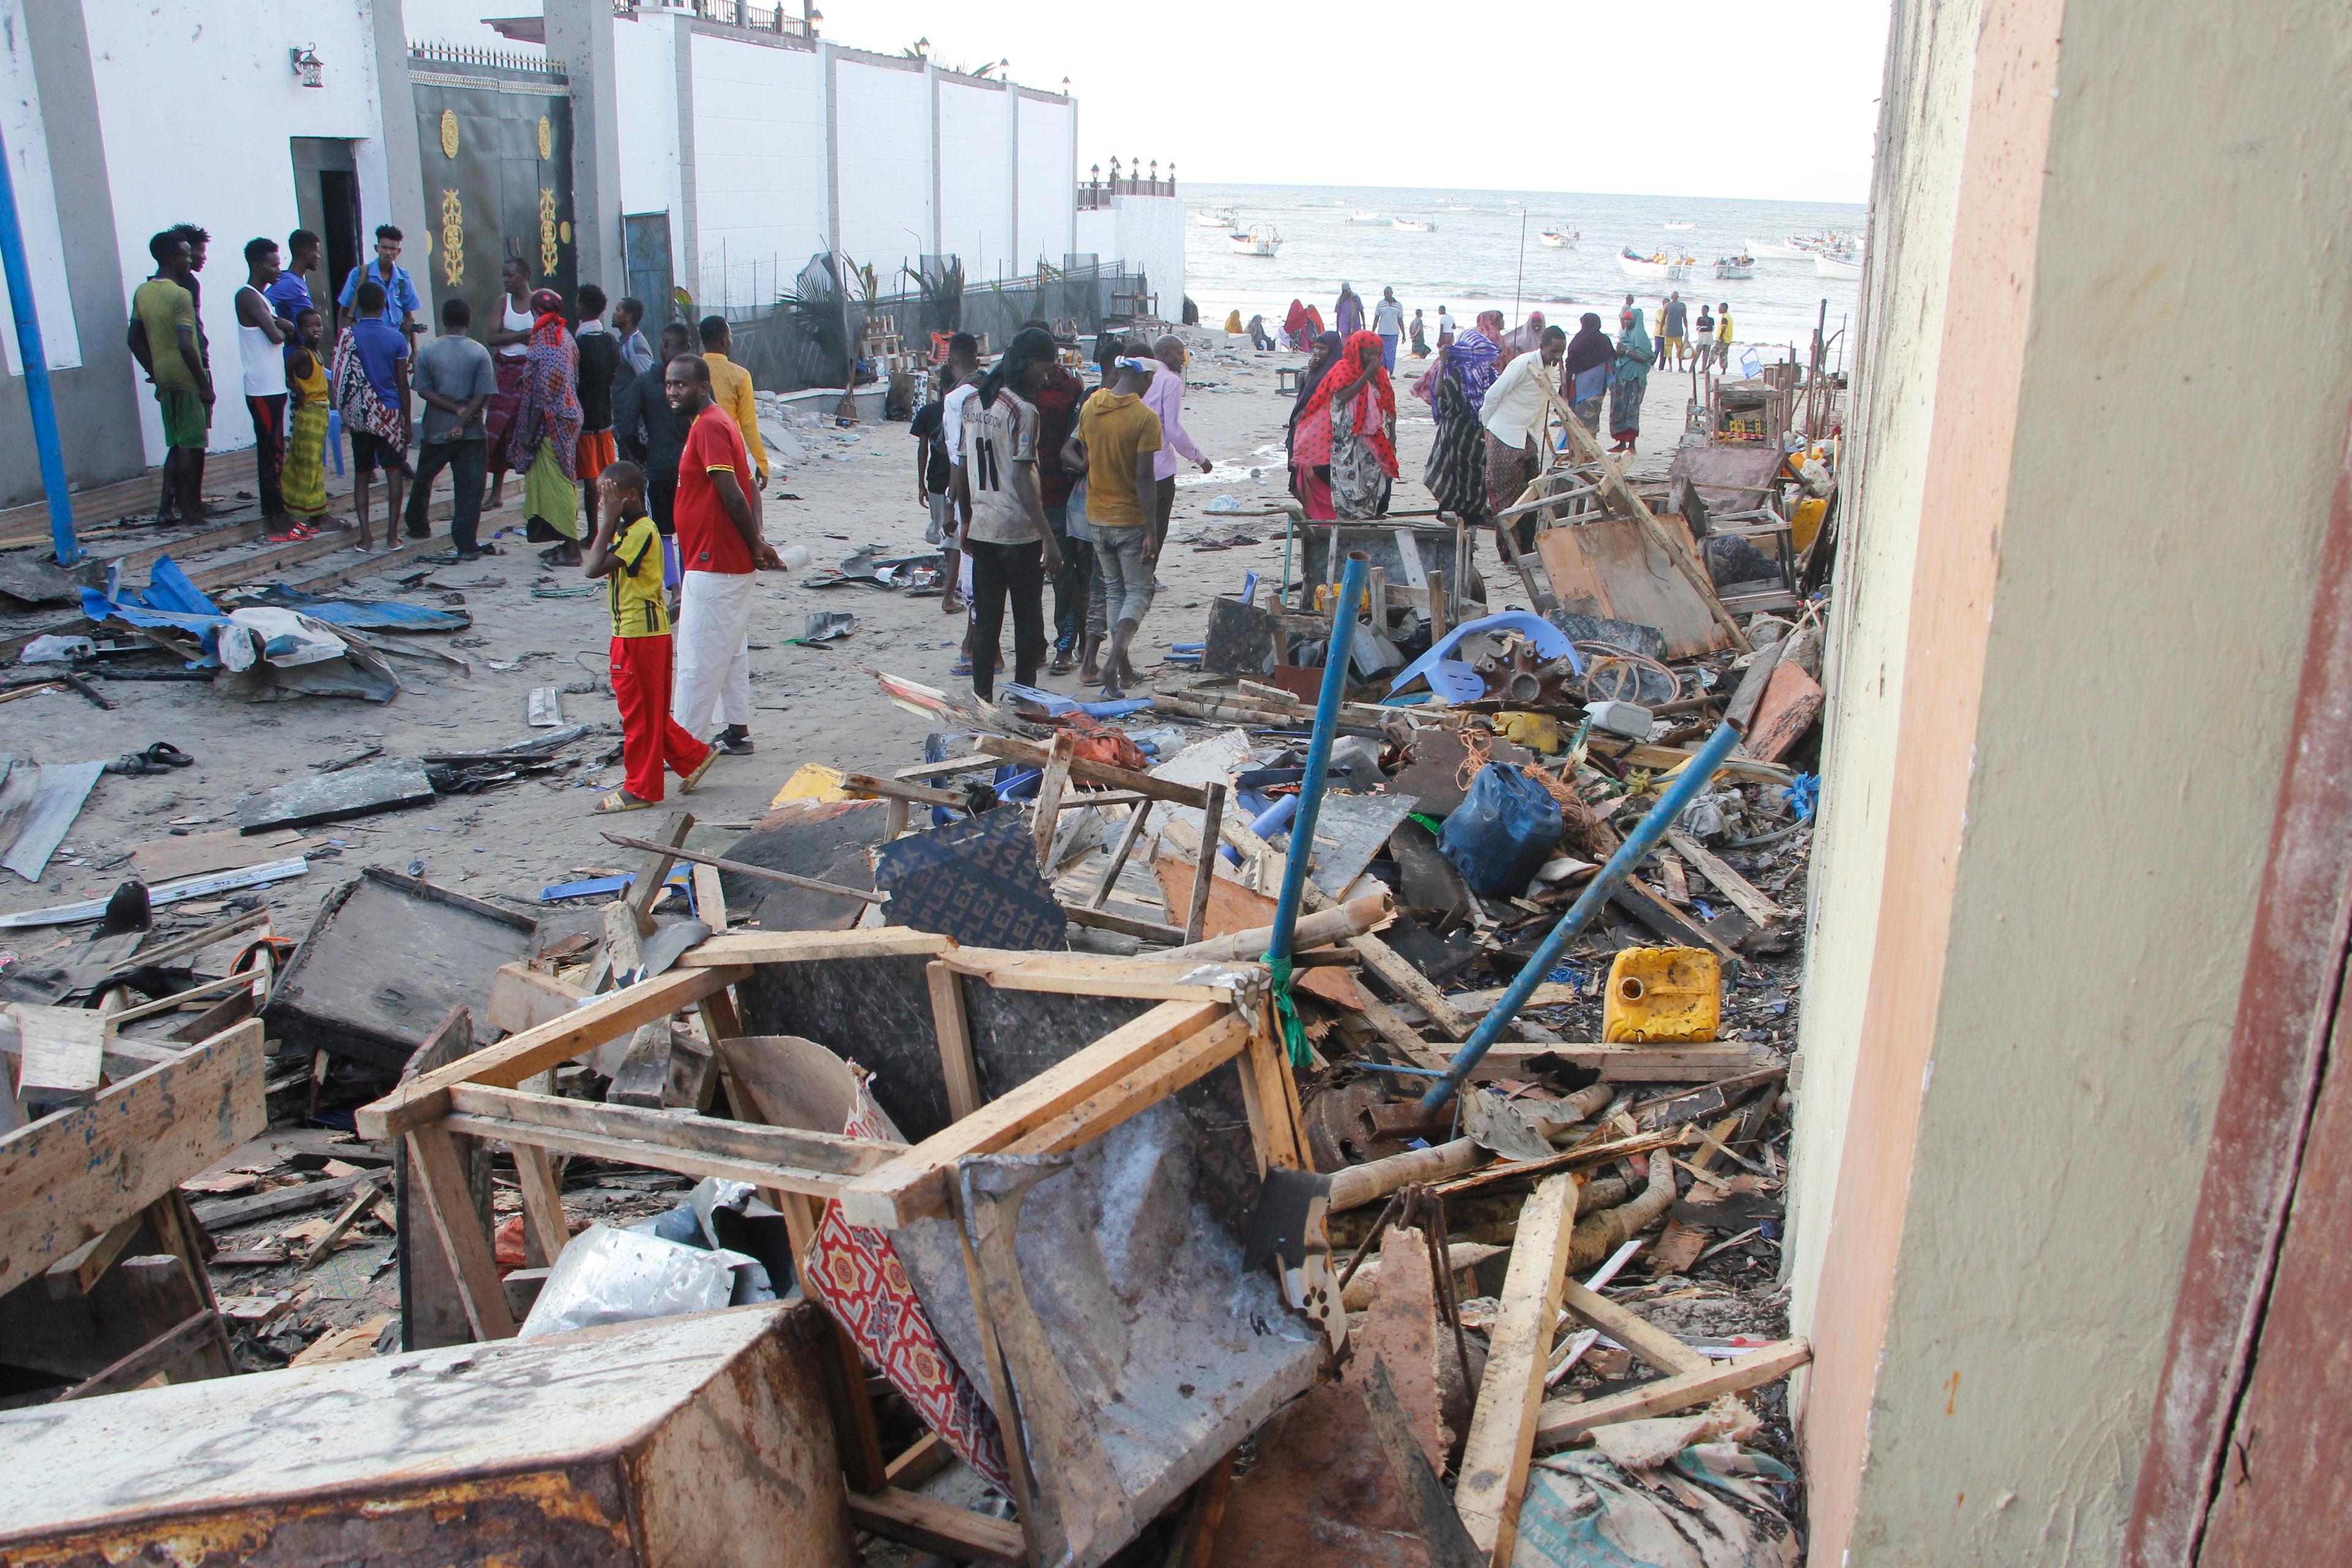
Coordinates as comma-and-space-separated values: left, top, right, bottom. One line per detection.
365, 0, 430, 276
543, 0, 626, 292
1003, 80, 1019, 274
667, 12, 698, 310
924, 61, 941, 259
1066, 94, 1078, 270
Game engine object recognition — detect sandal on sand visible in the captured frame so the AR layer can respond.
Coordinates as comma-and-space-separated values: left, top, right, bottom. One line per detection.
1049, 655, 1074, 676
678, 748, 718, 794
141, 742, 194, 768
594, 789, 654, 814
950, 656, 973, 676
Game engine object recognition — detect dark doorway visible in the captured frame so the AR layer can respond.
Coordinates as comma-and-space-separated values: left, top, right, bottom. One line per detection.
622, 213, 675, 328
290, 138, 363, 333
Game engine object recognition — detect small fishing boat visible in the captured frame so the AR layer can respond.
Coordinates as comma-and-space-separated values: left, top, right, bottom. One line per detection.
1350, 209, 1384, 222
1539, 228, 1580, 249
1227, 223, 1283, 257
1744, 236, 1809, 260
1664, 221, 1695, 230
1619, 247, 1692, 282
1194, 206, 1237, 228
1392, 217, 1434, 233
1815, 251, 1863, 279
1714, 254, 1757, 280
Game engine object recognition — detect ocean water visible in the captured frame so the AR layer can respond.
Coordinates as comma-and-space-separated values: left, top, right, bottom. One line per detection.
1182, 184, 1868, 364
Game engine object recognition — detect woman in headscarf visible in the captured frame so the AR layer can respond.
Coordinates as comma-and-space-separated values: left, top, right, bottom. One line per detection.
1499, 309, 1548, 363
1286, 331, 1344, 519
1335, 282, 1364, 339
1247, 314, 1273, 352
1423, 375, 1488, 523
1298, 331, 1396, 520
1608, 307, 1656, 454
1224, 308, 1244, 336
1283, 299, 1311, 351
507, 287, 586, 564
1564, 312, 1614, 435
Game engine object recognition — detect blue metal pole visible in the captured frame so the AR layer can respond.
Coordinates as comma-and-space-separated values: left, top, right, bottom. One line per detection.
1265, 550, 1369, 970
0, 123, 75, 564
1418, 718, 1746, 1112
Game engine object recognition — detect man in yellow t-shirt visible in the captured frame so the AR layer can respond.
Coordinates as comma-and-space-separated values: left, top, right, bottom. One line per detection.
127, 228, 214, 525
584, 461, 715, 812
697, 315, 769, 491
1063, 353, 1163, 696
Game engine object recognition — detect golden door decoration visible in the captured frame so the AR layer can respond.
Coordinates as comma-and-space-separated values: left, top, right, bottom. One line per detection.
537, 115, 552, 160
439, 109, 459, 159
539, 188, 559, 278
439, 190, 466, 287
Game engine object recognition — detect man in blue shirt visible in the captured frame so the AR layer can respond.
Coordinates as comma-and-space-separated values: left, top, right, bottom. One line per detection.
345, 278, 411, 552
266, 228, 319, 369
337, 224, 422, 343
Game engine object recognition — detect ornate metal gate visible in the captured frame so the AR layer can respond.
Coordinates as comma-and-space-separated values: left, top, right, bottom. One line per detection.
407, 45, 576, 329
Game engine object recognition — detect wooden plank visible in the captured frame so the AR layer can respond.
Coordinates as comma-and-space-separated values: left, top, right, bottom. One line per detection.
1593, 739, 1793, 786
55, 1310, 226, 1401
1662, 829, 1789, 927
1186, 782, 1226, 944
1237, 1013, 1310, 1172
1454, 1173, 1580, 1561
1559, 1278, 1711, 1378
1532, 1338, 1812, 1446
675, 928, 951, 968
445, 1084, 899, 1175
1030, 733, 1075, 872
1152, 854, 1364, 1008
190, 1170, 377, 1231
512, 1145, 571, 1265
927, 960, 982, 1120
0, 1020, 265, 1299
1063, 903, 1186, 944
437, 1114, 862, 1200
484, 962, 587, 1037
9, 1003, 105, 1108
407, 1121, 518, 1341
884, 1431, 954, 1491
1424, 1039, 1758, 1083
354, 965, 747, 1139
43, 1210, 146, 1298
1003, 1014, 1251, 1156
1089, 798, 1153, 908
846, 1488, 1025, 1566
843, 771, 966, 807
937, 948, 1246, 1003
624, 810, 693, 924
972, 732, 1212, 806
835, 1000, 1229, 1229
690, 862, 729, 929
1612, 877, 1740, 968
127, 827, 305, 884
299, 1180, 386, 1267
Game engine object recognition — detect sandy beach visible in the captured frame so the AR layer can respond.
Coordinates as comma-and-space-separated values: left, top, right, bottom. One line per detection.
0, 331, 1700, 934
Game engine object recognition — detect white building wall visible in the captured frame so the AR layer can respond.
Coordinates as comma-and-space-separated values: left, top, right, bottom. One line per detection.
1016, 94, 1071, 273
688, 31, 823, 311
0, 0, 80, 372
85, 0, 386, 463
936, 79, 1011, 280
401, 0, 544, 58
609, 12, 677, 220
833, 55, 928, 283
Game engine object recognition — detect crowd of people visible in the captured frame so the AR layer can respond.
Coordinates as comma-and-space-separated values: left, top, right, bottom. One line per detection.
125, 219, 790, 813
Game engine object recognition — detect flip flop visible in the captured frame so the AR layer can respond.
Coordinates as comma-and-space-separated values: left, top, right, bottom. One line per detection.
140, 742, 194, 768
593, 789, 654, 813
678, 748, 718, 794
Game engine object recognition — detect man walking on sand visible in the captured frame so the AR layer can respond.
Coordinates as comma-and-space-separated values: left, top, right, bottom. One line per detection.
1143, 335, 1212, 558
1373, 287, 1406, 372
1661, 292, 1689, 370
1062, 355, 1163, 698
233, 237, 294, 533
667, 352, 781, 758
404, 296, 496, 557
127, 230, 211, 526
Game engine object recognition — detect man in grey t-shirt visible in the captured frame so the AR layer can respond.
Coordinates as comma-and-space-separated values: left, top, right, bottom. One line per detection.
404, 296, 499, 557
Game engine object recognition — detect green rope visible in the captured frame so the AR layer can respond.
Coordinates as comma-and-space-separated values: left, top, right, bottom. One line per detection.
1266, 954, 1313, 1069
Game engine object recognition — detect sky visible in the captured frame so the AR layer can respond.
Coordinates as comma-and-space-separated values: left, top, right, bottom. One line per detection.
821, 0, 1890, 203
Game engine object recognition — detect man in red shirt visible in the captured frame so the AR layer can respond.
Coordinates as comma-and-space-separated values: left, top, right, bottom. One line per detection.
665, 352, 780, 756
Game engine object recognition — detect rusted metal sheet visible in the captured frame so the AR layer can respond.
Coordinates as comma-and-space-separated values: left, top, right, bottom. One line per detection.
0, 1303, 854, 1567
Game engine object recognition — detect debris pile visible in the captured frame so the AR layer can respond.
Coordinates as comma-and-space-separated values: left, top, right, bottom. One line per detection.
0, 392, 1836, 1568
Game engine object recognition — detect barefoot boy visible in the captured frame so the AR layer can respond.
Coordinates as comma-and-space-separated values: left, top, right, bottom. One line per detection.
584, 461, 714, 812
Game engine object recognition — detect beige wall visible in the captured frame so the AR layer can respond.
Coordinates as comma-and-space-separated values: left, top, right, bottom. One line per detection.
1789, 0, 2352, 1561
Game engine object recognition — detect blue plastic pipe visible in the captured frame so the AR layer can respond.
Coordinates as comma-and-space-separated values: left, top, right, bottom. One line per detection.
0, 121, 76, 564
1418, 718, 1746, 1112
1266, 551, 1369, 969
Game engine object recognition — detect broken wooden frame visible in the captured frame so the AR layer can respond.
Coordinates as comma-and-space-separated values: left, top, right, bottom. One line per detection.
355, 925, 1314, 1568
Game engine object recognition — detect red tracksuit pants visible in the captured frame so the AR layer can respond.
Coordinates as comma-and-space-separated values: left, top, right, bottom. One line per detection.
611, 634, 711, 802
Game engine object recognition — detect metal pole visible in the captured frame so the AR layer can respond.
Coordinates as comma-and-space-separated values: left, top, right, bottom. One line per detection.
1418, 718, 1746, 1112
0, 122, 77, 564
1265, 550, 1369, 971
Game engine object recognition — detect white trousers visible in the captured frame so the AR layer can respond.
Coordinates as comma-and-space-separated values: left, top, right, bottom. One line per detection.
671, 569, 755, 733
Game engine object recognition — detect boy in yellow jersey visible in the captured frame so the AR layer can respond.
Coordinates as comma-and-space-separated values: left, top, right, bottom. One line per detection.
584, 461, 715, 812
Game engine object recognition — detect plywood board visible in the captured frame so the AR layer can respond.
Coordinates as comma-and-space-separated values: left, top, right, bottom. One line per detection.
1152, 855, 1365, 1008
1744, 657, 1825, 763
129, 827, 306, 883
1535, 519, 1729, 660
234, 758, 434, 834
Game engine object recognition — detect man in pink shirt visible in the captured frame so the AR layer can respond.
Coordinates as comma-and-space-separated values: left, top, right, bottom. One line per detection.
1146, 334, 1213, 552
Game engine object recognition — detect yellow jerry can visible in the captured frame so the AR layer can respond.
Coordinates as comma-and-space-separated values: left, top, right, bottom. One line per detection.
1791, 495, 1827, 554
1602, 946, 1722, 1042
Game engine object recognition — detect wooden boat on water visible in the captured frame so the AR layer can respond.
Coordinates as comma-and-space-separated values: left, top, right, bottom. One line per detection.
1619, 247, 1694, 282
1715, 255, 1757, 280
1392, 217, 1435, 233
1539, 228, 1580, 249
1815, 252, 1863, 279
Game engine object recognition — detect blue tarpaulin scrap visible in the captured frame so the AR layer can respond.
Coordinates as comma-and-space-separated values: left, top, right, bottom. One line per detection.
1386, 611, 1583, 704
81, 556, 470, 666
235, 585, 471, 633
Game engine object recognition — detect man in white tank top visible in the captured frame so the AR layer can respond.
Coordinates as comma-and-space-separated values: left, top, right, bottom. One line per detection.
235, 237, 296, 532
